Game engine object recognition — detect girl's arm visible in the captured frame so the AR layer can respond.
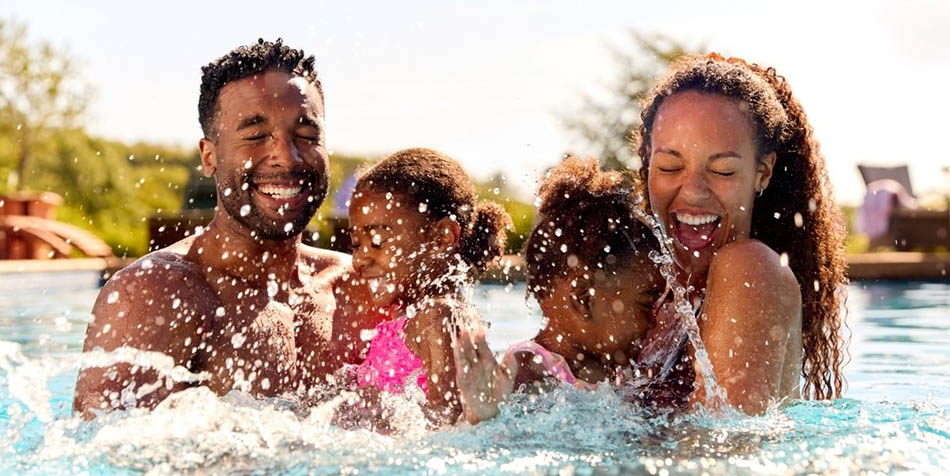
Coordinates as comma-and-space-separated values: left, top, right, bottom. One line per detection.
406, 300, 464, 425
453, 327, 513, 424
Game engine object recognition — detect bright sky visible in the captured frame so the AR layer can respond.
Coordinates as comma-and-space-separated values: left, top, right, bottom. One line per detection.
4, 0, 949, 205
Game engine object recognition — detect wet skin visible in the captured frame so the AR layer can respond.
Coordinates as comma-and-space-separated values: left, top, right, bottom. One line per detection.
647, 91, 802, 414
453, 258, 663, 424
73, 71, 379, 418
347, 188, 466, 423
534, 259, 663, 383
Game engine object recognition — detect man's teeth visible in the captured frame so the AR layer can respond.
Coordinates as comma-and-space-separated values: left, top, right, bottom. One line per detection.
257, 184, 302, 199
676, 213, 719, 226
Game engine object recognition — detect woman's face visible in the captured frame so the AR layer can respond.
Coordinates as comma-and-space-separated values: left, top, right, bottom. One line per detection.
647, 91, 774, 278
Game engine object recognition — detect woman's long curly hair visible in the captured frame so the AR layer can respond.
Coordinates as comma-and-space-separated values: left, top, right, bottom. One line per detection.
634, 54, 847, 400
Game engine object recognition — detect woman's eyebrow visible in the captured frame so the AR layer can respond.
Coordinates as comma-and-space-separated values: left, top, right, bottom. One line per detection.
709, 151, 742, 161
654, 148, 681, 158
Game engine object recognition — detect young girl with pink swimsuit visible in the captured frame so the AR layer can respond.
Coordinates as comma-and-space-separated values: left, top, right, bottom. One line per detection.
346, 148, 511, 426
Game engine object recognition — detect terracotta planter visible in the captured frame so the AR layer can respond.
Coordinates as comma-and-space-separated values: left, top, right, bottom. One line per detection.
0, 192, 65, 259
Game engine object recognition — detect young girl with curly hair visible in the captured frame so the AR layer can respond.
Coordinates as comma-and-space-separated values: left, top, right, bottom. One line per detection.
346, 148, 511, 425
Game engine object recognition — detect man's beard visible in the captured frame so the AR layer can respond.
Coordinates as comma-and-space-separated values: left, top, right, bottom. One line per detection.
217, 169, 328, 241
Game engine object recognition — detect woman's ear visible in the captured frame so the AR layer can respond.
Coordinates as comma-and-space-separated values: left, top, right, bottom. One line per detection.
433, 216, 461, 250
756, 151, 777, 192
198, 138, 217, 177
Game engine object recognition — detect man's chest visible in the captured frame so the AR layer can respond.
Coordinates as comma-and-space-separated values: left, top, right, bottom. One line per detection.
197, 278, 337, 396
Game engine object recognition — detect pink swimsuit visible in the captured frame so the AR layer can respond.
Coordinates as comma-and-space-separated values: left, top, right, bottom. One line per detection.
355, 316, 428, 396
501, 340, 577, 386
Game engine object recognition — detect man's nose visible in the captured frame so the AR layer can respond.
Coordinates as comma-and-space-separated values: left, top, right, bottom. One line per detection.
266, 134, 304, 169
680, 168, 711, 204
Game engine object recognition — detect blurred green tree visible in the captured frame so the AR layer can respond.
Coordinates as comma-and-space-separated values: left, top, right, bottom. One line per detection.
0, 18, 91, 191
562, 32, 699, 170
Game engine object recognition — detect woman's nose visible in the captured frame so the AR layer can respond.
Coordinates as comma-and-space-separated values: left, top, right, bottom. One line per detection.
680, 169, 711, 204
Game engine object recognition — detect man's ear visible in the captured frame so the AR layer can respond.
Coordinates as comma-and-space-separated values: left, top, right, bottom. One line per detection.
433, 216, 461, 250
756, 151, 777, 191
198, 138, 217, 178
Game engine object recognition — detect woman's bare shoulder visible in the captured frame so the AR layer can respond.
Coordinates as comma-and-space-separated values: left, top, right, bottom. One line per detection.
710, 239, 799, 291
705, 239, 801, 326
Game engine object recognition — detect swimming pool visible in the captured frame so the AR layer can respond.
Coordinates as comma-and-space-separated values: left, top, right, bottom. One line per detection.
2, 272, 949, 474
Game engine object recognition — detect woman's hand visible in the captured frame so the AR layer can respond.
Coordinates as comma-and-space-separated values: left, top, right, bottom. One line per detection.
452, 327, 513, 424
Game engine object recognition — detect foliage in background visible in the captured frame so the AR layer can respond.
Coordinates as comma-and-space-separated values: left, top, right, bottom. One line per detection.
562, 32, 698, 170
0, 18, 90, 191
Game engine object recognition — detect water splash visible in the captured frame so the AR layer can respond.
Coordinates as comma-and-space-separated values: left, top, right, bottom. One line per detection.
629, 195, 729, 411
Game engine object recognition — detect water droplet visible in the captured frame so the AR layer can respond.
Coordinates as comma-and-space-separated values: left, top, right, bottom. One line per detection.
215, 306, 226, 317
567, 255, 579, 268
260, 378, 271, 390
240, 205, 251, 216
244, 159, 252, 169
418, 202, 428, 213
267, 280, 279, 298
560, 244, 568, 253
223, 187, 232, 197
361, 206, 370, 215
231, 332, 247, 348
554, 228, 562, 237
172, 298, 181, 309
107, 291, 119, 304
794, 212, 804, 228
284, 222, 293, 233
780, 253, 789, 267
372, 234, 382, 246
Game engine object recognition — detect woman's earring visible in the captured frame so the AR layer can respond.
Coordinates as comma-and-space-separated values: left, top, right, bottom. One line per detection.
756, 187, 765, 197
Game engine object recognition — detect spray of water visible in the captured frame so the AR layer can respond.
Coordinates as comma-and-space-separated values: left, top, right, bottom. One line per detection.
629, 194, 730, 411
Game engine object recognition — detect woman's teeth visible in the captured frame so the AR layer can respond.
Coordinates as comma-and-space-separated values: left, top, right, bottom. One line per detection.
676, 213, 719, 226
257, 184, 303, 199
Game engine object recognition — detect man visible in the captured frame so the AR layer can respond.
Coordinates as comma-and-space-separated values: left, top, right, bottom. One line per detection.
73, 39, 375, 418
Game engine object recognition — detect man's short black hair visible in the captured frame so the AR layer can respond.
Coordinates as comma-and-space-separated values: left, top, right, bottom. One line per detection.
198, 38, 323, 138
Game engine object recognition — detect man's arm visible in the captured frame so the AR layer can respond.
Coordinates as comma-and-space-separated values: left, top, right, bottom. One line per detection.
73, 254, 209, 419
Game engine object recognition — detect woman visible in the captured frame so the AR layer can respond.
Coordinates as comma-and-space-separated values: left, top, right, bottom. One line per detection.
636, 54, 847, 413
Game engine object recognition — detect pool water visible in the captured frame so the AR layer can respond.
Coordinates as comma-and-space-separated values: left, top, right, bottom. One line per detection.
2, 272, 949, 475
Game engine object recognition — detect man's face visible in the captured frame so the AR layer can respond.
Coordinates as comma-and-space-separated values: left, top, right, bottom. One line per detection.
200, 70, 329, 240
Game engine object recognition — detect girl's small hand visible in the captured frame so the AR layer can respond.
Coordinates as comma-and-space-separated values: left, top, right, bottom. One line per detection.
452, 327, 513, 424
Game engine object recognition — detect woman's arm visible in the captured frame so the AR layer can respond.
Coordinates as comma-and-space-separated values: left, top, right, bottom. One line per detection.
691, 239, 802, 414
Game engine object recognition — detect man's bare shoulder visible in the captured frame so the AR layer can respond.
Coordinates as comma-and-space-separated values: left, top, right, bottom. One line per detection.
105, 240, 206, 296
88, 239, 215, 349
